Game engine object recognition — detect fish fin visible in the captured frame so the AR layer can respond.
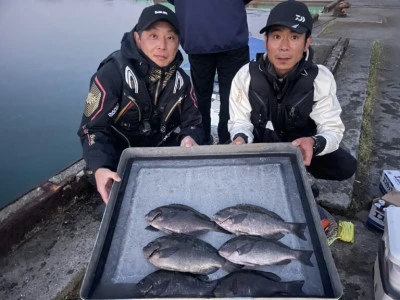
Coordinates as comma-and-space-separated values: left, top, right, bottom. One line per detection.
237, 204, 285, 221
258, 271, 281, 282
289, 222, 307, 241
222, 260, 244, 273
261, 232, 285, 240
274, 259, 292, 265
168, 203, 192, 209
158, 247, 180, 258
262, 210, 285, 221
283, 280, 305, 296
169, 204, 212, 221
187, 229, 210, 236
145, 225, 160, 232
297, 250, 314, 267
195, 274, 210, 281
236, 243, 256, 255
232, 213, 248, 224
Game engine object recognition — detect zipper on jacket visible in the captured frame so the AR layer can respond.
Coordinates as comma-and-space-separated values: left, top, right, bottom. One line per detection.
250, 90, 268, 126
156, 127, 178, 147
154, 80, 161, 106
126, 94, 141, 121
288, 90, 313, 118
160, 96, 183, 133
114, 101, 133, 123
111, 124, 131, 147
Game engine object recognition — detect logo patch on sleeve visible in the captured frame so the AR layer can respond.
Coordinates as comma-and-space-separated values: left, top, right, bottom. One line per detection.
84, 82, 102, 117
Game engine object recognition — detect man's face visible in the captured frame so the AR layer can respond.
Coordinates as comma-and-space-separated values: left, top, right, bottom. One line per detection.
134, 21, 179, 68
265, 26, 312, 77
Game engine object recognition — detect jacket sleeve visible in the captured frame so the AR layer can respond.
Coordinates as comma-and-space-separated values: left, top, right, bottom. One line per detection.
77, 62, 123, 172
178, 84, 205, 144
311, 65, 345, 155
227, 63, 255, 143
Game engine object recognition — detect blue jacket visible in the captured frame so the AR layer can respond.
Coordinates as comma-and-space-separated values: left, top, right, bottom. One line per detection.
168, 0, 252, 54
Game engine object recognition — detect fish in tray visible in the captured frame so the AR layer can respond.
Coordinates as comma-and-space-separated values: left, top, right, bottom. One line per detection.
142, 234, 242, 275
145, 203, 229, 235
218, 235, 314, 267
213, 204, 307, 240
213, 270, 305, 297
136, 270, 217, 298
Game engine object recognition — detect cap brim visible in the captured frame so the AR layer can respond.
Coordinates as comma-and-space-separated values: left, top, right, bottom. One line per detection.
260, 22, 308, 34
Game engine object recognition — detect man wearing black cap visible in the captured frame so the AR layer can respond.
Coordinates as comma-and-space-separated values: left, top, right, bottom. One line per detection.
228, 0, 356, 182
77, 4, 204, 203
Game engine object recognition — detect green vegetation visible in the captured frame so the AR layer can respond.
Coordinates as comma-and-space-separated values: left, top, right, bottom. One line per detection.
351, 41, 383, 215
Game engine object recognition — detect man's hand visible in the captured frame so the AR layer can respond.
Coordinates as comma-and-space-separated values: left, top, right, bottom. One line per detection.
292, 137, 314, 166
231, 136, 246, 145
180, 136, 198, 147
94, 168, 121, 204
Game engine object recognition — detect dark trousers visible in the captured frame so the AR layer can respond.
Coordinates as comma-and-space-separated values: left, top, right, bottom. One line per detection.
189, 46, 250, 144
307, 147, 357, 181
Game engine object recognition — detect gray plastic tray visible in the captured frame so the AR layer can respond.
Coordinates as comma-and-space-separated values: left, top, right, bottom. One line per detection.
81, 143, 342, 299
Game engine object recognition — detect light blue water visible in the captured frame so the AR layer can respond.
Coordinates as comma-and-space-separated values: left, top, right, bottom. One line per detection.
0, 0, 154, 208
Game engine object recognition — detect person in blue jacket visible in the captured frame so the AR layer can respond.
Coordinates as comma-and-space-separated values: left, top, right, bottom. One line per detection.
168, 0, 252, 144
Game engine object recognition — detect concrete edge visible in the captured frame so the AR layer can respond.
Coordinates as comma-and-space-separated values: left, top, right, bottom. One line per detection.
54, 267, 86, 300
324, 36, 350, 74
0, 160, 87, 257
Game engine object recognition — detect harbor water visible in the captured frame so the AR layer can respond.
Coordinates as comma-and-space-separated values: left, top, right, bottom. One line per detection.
0, 0, 322, 209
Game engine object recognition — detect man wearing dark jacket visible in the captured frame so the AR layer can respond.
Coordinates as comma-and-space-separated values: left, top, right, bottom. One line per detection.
77, 4, 204, 203
228, 0, 356, 181
168, 0, 252, 144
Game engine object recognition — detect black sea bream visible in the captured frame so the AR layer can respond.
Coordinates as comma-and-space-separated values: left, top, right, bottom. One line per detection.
213, 204, 307, 240
143, 234, 241, 275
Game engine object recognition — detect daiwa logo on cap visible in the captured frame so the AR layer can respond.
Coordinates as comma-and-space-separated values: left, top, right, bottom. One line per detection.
155, 10, 168, 15
295, 14, 306, 22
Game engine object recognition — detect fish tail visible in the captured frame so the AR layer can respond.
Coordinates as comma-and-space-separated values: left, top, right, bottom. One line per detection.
297, 250, 314, 267
283, 280, 305, 296
290, 223, 307, 240
222, 260, 243, 273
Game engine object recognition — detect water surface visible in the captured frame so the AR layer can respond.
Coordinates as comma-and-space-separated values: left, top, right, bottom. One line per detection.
0, 0, 153, 208
0, 0, 321, 209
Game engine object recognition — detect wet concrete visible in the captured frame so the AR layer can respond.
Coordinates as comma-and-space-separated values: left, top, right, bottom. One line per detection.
1, 0, 400, 299
0, 179, 103, 300
317, 0, 400, 205
318, 0, 400, 299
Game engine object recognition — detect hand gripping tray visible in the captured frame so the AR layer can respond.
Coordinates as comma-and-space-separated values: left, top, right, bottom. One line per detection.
80, 143, 342, 299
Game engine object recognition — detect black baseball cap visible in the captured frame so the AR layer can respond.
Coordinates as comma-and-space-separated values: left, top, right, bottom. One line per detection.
135, 4, 179, 34
259, 0, 313, 35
